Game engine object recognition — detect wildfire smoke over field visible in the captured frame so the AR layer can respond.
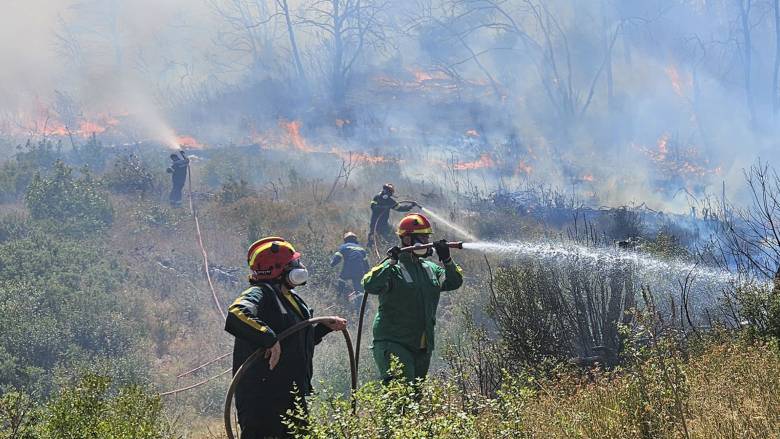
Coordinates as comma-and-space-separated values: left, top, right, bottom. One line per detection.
1, 0, 779, 212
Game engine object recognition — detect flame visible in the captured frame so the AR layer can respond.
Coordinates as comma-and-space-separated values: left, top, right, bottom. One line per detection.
282, 119, 317, 152
173, 135, 203, 148
657, 133, 669, 160
4, 109, 125, 139
331, 149, 392, 165
465, 129, 479, 138
635, 133, 721, 182
582, 173, 595, 182
454, 154, 495, 171
335, 119, 351, 128
516, 160, 534, 175
665, 65, 691, 98
413, 70, 434, 82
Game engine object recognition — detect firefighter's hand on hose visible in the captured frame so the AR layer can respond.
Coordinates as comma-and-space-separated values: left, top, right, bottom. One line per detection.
387, 246, 401, 265
265, 341, 281, 370
433, 239, 451, 263
322, 317, 347, 331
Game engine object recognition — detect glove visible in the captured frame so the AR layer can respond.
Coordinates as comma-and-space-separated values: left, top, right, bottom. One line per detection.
433, 239, 451, 263
386, 246, 401, 265
166, 168, 173, 174
179, 150, 186, 158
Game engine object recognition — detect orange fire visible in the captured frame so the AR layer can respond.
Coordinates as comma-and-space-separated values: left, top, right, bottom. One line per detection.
282, 120, 317, 152
454, 153, 495, 171
657, 133, 669, 160
174, 135, 203, 148
465, 129, 479, 137
582, 173, 595, 182
665, 65, 691, 98
516, 160, 534, 175
331, 149, 391, 165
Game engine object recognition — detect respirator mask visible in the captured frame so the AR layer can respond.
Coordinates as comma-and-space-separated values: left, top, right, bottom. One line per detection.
284, 259, 309, 286
410, 234, 432, 257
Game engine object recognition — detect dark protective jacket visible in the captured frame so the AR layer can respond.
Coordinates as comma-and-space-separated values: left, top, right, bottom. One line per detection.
168, 157, 189, 186
362, 252, 463, 352
369, 192, 413, 235
224, 282, 331, 423
330, 242, 370, 280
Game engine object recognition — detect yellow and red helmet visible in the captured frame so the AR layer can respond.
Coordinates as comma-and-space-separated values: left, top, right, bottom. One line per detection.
247, 236, 301, 280
397, 213, 433, 237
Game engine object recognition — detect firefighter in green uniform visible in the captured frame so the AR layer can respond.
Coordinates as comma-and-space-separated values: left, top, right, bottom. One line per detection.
362, 213, 464, 382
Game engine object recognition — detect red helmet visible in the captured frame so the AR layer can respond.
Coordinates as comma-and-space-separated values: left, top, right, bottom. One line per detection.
247, 236, 301, 280
397, 213, 433, 237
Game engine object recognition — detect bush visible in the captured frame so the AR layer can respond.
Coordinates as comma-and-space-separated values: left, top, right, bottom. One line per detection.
488, 261, 633, 372
0, 232, 142, 393
219, 177, 253, 204
24, 161, 113, 235
104, 154, 155, 196
1, 377, 174, 439
69, 134, 110, 172
44, 375, 174, 439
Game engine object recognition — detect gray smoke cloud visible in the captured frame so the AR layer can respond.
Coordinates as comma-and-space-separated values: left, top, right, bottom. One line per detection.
1, 0, 778, 211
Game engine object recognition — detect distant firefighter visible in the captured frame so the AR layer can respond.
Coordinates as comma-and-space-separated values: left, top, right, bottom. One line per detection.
330, 232, 370, 307
166, 150, 189, 207
367, 183, 418, 247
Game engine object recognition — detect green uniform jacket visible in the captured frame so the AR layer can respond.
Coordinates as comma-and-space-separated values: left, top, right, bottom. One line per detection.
362, 252, 463, 352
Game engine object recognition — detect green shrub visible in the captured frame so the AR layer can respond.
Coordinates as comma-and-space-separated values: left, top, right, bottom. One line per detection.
24, 161, 113, 236
104, 154, 155, 196
0, 390, 42, 438
219, 177, 252, 204
44, 375, 174, 439
0, 233, 141, 392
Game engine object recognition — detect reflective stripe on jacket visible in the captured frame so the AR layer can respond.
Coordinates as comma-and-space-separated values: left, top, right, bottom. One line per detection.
362, 252, 463, 352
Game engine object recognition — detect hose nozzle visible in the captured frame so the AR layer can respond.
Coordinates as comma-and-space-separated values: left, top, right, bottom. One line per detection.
399, 241, 464, 253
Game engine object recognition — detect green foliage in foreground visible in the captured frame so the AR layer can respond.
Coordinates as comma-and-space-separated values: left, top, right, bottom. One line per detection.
290, 337, 780, 439
0, 375, 175, 439
0, 215, 143, 394
24, 161, 113, 236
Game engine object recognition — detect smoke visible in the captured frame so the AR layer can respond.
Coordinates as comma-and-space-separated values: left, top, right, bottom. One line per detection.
1, 0, 778, 212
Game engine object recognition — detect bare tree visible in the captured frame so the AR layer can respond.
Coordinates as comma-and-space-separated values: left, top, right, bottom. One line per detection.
773, 0, 780, 115
209, 0, 280, 75
298, 0, 390, 107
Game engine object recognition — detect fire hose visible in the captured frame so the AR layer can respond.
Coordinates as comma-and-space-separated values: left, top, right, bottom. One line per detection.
353, 241, 464, 379
224, 317, 357, 439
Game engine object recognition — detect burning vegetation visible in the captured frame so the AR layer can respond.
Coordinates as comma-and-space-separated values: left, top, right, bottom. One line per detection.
3, 0, 780, 437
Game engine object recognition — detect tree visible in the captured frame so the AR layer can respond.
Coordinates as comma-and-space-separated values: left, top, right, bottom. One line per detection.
298, 0, 390, 107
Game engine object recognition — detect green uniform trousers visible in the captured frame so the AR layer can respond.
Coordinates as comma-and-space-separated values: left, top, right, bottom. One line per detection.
372, 340, 432, 382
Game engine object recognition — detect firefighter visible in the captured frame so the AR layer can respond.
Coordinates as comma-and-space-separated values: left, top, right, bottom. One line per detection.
225, 237, 347, 439
362, 213, 463, 382
330, 232, 370, 309
367, 183, 418, 248
166, 150, 189, 207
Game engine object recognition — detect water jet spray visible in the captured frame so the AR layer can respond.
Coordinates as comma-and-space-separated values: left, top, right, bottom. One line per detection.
420, 207, 478, 241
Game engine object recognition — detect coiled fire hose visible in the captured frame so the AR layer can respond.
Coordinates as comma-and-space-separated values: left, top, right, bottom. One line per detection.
224, 317, 357, 439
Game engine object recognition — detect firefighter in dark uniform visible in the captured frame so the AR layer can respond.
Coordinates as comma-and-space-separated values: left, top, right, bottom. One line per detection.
367, 183, 418, 248
166, 151, 189, 207
330, 232, 370, 309
225, 236, 347, 438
